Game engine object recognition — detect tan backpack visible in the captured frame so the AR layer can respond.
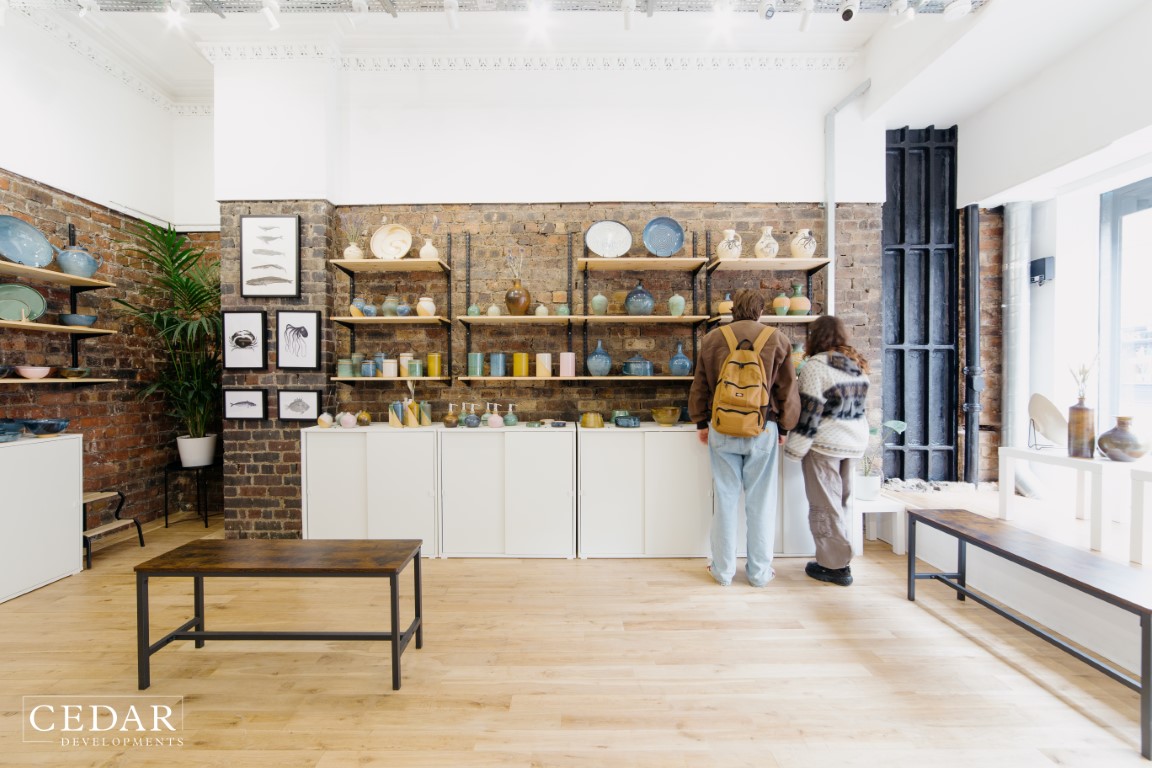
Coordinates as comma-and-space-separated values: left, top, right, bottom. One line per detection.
710, 325, 775, 437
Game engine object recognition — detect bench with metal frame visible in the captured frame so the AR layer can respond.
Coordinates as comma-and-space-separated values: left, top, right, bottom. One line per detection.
82, 490, 143, 569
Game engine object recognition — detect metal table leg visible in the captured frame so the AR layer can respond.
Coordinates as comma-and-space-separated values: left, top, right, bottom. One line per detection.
137, 572, 150, 689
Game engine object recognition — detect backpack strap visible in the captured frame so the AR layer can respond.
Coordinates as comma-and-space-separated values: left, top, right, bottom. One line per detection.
719, 325, 739, 353
751, 326, 775, 354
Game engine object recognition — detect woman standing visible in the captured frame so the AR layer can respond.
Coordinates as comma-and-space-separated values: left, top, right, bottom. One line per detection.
783, 316, 870, 587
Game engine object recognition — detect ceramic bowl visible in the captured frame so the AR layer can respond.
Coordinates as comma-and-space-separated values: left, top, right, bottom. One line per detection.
59, 367, 90, 379
580, 412, 605, 428
0, 364, 10, 378
0, 421, 24, 434
614, 415, 641, 428
651, 406, 681, 427
21, 418, 69, 435
16, 366, 52, 379
0, 432, 20, 443
58, 313, 98, 327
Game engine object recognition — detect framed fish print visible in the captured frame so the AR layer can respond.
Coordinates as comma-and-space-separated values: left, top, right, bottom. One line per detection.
222, 310, 267, 371
276, 310, 320, 371
277, 389, 321, 421
223, 388, 267, 420
240, 214, 300, 298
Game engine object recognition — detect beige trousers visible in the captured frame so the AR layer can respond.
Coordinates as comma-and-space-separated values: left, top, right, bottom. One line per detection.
800, 452, 855, 569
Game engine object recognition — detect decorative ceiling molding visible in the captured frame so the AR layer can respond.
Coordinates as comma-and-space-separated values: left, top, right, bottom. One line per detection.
196, 41, 339, 64
19, 9, 213, 116
352, 51, 856, 73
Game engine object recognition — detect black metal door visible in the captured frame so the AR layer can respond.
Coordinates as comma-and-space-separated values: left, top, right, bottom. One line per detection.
882, 126, 959, 481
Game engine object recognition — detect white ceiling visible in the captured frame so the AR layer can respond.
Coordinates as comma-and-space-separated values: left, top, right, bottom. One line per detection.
10, 0, 1146, 131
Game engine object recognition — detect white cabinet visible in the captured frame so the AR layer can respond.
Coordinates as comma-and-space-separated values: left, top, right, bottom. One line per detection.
579, 424, 713, 558
1, 435, 82, 603
440, 426, 576, 557
301, 427, 439, 556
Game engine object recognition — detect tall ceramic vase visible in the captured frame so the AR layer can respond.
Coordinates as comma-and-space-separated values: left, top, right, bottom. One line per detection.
505, 279, 530, 316
790, 229, 818, 259
716, 229, 743, 261
1067, 397, 1095, 458
754, 226, 779, 258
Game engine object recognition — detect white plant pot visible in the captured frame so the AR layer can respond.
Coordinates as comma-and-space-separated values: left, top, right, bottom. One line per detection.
854, 472, 883, 501
177, 434, 217, 468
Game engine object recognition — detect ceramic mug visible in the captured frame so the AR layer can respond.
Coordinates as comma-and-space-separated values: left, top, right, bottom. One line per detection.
467, 352, 484, 377
490, 352, 507, 377
559, 351, 576, 377
426, 352, 442, 377
536, 353, 552, 378
513, 352, 530, 377
408, 360, 424, 377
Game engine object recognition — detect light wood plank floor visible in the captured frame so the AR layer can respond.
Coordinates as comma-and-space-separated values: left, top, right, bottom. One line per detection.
1, 501, 1147, 767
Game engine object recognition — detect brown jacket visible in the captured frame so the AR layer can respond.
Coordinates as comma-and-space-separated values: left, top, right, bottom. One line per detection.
688, 319, 800, 435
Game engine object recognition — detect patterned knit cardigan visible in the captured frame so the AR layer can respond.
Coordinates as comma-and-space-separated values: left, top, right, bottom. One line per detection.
783, 351, 870, 461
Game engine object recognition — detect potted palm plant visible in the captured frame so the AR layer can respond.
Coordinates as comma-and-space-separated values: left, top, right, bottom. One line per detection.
856, 419, 907, 501
116, 221, 222, 467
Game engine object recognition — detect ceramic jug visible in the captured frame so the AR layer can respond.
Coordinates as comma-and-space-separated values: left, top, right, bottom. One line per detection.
790, 229, 818, 259
57, 244, 102, 278
754, 226, 779, 259
716, 229, 742, 260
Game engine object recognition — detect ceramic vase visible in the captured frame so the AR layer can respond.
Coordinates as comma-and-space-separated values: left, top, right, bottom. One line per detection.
791, 343, 805, 371
556, 303, 571, 316
772, 292, 790, 316
667, 292, 686, 317
669, 343, 693, 376
787, 283, 811, 315
1097, 416, 1148, 461
590, 293, 609, 316
443, 404, 459, 428
535, 304, 549, 316
487, 304, 501, 317
586, 340, 612, 376
790, 229, 818, 259
717, 292, 734, 315
419, 238, 439, 261
753, 226, 779, 259
1067, 397, 1095, 458
396, 298, 412, 317
380, 295, 400, 317
344, 243, 365, 260
716, 229, 743, 260
625, 280, 654, 316
467, 303, 481, 317
506, 279, 531, 316
416, 296, 436, 317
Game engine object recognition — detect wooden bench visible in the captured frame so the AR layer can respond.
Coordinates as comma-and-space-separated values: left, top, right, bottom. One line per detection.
907, 508, 1152, 759
135, 538, 423, 692
82, 491, 143, 569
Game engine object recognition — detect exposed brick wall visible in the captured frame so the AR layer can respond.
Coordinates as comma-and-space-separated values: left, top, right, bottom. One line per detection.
220, 200, 885, 538
0, 167, 220, 530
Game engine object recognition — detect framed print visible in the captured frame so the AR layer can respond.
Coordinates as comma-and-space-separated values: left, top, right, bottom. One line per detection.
222, 310, 267, 370
276, 310, 321, 370
223, 388, 267, 420
240, 214, 300, 298
277, 389, 321, 421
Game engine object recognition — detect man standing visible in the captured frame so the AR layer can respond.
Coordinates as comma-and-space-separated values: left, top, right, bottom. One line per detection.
689, 288, 800, 587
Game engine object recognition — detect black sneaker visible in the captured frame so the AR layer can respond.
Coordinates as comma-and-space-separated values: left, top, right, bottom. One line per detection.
805, 561, 853, 587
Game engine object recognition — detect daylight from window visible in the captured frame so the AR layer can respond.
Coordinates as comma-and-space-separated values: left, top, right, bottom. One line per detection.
1120, 207, 1152, 426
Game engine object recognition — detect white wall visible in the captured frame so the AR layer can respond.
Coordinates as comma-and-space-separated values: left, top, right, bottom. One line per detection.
0, 12, 193, 227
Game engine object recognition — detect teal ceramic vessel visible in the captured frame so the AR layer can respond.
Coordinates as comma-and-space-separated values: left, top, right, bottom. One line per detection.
586, 340, 612, 376
625, 280, 654, 316
669, 343, 692, 376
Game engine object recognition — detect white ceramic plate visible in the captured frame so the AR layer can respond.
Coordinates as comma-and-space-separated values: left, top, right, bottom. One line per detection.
1028, 393, 1068, 447
585, 220, 632, 259
370, 224, 413, 260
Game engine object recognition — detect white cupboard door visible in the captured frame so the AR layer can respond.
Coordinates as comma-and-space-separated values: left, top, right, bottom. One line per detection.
440, 431, 505, 555
578, 431, 644, 557
1, 436, 82, 603
644, 430, 713, 556
366, 432, 438, 555
302, 432, 367, 539
505, 432, 575, 557
779, 455, 815, 555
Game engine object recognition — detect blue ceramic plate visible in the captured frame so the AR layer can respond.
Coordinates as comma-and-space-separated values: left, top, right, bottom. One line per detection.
0, 215, 56, 268
642, 217, 685, 258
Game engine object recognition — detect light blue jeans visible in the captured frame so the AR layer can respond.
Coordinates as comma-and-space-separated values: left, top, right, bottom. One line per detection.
708, 423, 780, 586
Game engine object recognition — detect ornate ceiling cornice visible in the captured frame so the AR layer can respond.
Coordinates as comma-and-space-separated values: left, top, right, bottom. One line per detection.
196, 41, 340, 64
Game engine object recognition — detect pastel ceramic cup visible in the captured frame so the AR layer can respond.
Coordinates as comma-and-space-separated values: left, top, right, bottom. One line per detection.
559, 351, 576, 377
513, 352, 530, 377
467, 352, 485, 377
407, 360, 424, 377
490, 352, 507, 377
426, 352, 442, 377
535, 353, 552, 378
380, 359, 399, 378
398, 353, 414, 376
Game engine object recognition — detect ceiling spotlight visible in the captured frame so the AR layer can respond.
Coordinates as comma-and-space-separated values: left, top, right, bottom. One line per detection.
942, 0, 972, 20
757, 0, 775, 20
443, 0, 459, 29
838, 0, 858, 22
261, 0, 281, 30
622, 0, 635, 30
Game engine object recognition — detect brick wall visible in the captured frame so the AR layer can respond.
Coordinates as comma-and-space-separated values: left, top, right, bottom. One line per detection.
0, 167, 220, 530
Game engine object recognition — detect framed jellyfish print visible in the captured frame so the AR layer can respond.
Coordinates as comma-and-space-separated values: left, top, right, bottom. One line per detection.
222, 310, 267, 371
275, 310, 321, 371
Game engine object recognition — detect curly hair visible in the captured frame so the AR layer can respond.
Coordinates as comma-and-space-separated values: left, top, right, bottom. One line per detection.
804, 315, 869, 373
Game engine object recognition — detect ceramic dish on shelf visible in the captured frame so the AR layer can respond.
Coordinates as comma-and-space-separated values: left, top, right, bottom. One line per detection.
642, 217, 685, 258
0, 215, 57, 268
15, 366, 52, 379
0, 284, 47, 321
370, 224, 413, 260
22, 417, 69, 435
59, 313, 97, 327
585, 220, 632, 259
59, 367, 90, 379
0, 432, 20, 443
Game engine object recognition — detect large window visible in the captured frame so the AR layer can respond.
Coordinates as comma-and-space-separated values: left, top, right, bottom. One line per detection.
1101, 178, 1152, 428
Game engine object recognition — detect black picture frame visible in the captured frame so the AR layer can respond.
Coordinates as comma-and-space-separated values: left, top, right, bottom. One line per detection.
222, 310, 268, 371
223, 388, 267, 420
277, 389, 321, 421
240, 214, 301, 298
276, 310, 321, 370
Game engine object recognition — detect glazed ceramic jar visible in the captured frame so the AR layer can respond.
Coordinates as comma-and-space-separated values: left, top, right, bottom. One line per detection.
753, 226, 779, 259
416, 296, 437, 317
586, 340, 612, 376
716, 229, 742, 260
1097, 416, 1147, 461
669, 343, 693, 376
625, 280, 654, 316
790, 229, 818, 259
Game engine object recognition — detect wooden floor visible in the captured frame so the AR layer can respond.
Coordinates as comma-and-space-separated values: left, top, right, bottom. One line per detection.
1, 501, 1147, 767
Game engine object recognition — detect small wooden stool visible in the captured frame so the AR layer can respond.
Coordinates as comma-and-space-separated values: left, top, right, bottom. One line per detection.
82, 491, 143, 569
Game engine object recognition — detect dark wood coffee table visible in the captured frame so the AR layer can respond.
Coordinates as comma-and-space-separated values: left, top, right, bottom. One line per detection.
135, 539, 422, 691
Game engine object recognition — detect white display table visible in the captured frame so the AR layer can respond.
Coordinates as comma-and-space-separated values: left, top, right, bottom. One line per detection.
0, 434, 83, 603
